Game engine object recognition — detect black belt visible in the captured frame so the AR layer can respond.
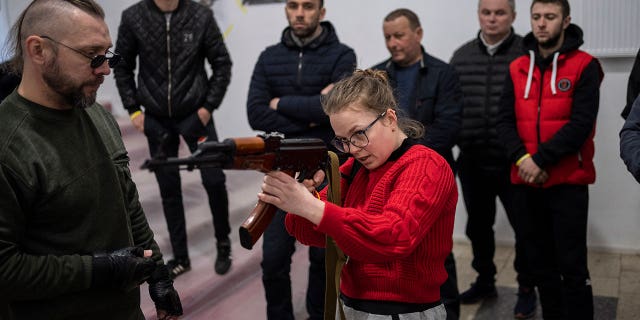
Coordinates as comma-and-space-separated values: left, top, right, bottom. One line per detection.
340, 292, 441, 315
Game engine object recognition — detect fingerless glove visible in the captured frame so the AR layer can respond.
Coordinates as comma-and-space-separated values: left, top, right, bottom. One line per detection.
148, 264, 183, 316
91, 247, 156, 291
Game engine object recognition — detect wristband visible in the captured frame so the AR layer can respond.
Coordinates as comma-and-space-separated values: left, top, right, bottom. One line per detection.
130, 110, 142, 120
516, 153, 531, 167
312, 190, 321, 200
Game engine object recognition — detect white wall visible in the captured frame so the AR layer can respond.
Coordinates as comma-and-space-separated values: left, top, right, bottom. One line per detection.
2, 0, 638, 253
0, 0, 10, 56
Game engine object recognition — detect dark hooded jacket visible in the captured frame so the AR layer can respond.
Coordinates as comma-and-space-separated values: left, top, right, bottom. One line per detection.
620, 96, 640, 182
497, 24, 603, 184
246, 21, 356, 144
621, 48, 640, 119
114, 0, 231, 119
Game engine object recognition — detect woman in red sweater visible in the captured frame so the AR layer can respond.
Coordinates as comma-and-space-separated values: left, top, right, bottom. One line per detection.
258, 69, 457, 319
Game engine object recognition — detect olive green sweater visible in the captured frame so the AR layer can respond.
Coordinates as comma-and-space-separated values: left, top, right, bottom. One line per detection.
0, 92, 161, 319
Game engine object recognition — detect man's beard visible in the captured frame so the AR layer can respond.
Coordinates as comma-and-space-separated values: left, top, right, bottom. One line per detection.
291, 20, 319, 39
43, 59, 97, 109
538, 31, 562, 50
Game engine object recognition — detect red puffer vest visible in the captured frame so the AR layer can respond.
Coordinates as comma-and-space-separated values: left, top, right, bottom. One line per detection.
510, 50, 596, 187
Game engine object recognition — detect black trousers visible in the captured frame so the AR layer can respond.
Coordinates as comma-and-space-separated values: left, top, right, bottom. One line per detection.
513, 184, 593, 320
145, 114, 230, 259
261, 210, 325, 320
440, 158, 460, 320
441, 252, 460, 320
457, 156, 534, 288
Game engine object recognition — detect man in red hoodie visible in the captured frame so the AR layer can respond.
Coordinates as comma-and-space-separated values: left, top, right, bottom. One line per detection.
497, 0, 603, 319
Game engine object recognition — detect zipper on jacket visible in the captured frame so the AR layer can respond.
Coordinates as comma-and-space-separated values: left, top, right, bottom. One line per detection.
536, 68, 544, 144
578, 152, 583, 167
166, 15, 173, 117
484, 55, 494, 139
297, 50, 303, 86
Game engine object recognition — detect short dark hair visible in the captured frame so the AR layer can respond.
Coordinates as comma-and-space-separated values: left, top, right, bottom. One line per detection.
531, 0, 570, 18
479, 0, 515, 13
384, 8, 421, 31
6, 0, 105, 73
286, 0, 324, 9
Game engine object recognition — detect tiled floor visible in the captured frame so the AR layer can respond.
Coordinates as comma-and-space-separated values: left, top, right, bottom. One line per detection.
119, 118, 640, 320
455, 243, 640, 320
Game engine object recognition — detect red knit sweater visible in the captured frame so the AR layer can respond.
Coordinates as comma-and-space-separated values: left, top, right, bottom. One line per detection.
285, 144, 457, 304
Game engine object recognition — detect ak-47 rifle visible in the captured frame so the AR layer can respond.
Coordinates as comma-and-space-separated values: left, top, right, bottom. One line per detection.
141, 133, 328, 250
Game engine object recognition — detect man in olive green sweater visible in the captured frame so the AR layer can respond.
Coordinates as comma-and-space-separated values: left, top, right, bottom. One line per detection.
0, 1, 182, 319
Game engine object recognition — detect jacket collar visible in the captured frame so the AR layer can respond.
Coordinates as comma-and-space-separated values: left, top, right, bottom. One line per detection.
475, 27, 518, 55
282, 21, 338, 49
383, 46, 430, 73
146, 0, 185, 14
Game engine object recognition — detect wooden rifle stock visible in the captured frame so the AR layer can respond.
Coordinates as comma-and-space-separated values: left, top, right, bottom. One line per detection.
139, 133, 327, 250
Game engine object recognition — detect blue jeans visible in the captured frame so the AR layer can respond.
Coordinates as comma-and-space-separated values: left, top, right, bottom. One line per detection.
261, 210, 325, 320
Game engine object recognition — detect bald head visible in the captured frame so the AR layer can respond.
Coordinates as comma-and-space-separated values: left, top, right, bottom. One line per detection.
8, 0, 105, 73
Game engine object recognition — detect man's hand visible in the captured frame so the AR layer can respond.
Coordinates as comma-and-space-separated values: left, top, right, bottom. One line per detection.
131, 112, 145, 132
197, 107, 211, 126
534, 170, 549, 184
148, 264, 183, 319
91, 247, 156, 291
518, 157, 547, 184
269, 97, 280, 111
321, 83, 334, 95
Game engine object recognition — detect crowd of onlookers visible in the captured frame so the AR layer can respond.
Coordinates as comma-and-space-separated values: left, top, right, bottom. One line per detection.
0, 0, 638, 320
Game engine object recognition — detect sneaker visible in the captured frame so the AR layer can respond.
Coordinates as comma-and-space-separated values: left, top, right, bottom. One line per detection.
166, 258, 191, 279
215, 239, 232, 275
514, 286, 537, 319
460, 282, 498, 304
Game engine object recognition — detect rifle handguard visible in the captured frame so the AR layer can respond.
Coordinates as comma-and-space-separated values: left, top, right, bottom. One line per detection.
139, 133, 328, 250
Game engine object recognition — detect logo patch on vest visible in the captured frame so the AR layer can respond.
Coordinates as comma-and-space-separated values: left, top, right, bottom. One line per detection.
557, 78, 572, 92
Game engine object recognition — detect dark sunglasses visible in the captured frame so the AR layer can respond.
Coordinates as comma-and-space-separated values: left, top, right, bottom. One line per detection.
40, 35, 121, 68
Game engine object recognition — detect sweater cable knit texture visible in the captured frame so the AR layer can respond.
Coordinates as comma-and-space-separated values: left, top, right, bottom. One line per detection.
285, 144, 457, 304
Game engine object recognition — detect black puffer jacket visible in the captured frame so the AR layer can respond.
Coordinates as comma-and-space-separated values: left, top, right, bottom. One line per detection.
247, 21, 356, 144
450, 30, 522, 166
114, 0, 231, 119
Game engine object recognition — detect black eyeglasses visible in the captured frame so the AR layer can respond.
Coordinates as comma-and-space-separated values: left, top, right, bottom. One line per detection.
40, 35, 121, 69
331, 111, 387, 153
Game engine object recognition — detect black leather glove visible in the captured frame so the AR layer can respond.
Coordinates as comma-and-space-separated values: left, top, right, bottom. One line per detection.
91, 247, 156, 291
148, 264, 183, 317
